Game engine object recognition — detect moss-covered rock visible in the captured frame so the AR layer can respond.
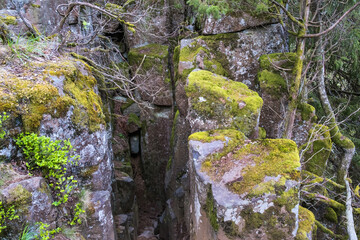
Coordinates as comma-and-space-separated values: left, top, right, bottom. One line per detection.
302, 124, 332, 176
185, 70, 263, 136
259, 52, 297, 73
189, 129, 301, 239
295, 206, 317, 240
178, 25, 287, 90
0, 59, 106, 133
258, 69, 287, 97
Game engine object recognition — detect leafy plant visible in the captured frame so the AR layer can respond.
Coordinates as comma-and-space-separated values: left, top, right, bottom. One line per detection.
68, 203, 85, 226
35, 222, 61, 240
0, 201, 19, 234
15, 133, 79, 206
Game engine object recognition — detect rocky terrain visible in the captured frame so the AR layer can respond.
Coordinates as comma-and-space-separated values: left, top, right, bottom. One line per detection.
0, 0, 359, 240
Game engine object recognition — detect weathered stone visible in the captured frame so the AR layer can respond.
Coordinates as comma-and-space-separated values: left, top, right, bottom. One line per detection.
0, 177, 57, 234
185, 70, 263, 137
141, 106, 172, 202
201, 11, 275, 35
188, 129, 301, 239
82, 190, 115, 240
129, 44, 172, 106
178, 24, 287, 90
6, 0, 67, 35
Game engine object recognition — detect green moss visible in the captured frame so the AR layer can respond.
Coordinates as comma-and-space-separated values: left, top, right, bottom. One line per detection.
170, 110, 180, 149
45, 60, 105, 132
189, 129, 244, 143
274, 187, 298, 212
258, 70, 287, 97
259, 53, 297, 72
324, 207, 338, 223
6, 184, 32, 215
305, 193, 345, 211
259, 127, 266, 139
120, 99, 135, 112
302, 124, 332, 176
298, 103, 316, 121
30, 3, 41, 8
301, 171, 345, 190
0, 74, 75, 132
128, 113, 141, 127
315, 220, 345, 239
205, 186, 219, 231
179, 44, 208, 62
0, 15, 17, 25
295, 206, 316, 240
228, 139, 300, 195
185, 70, 263, 136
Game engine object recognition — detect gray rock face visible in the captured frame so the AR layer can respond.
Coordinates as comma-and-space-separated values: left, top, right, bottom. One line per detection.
201, 12, 276, 35
6, 0, 66, 35
141, 107, 172, 202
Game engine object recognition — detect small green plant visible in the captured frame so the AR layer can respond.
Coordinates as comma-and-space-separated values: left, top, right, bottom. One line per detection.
0, 201, 19, 234
15, 133, 79, 206
35, 222, 61, 240
0, 112, 9, 139
68, 203, 85, 226
19, 225, 36, 240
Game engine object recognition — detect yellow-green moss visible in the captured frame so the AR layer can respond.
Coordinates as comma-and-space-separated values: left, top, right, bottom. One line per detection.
0, 15, 17, 25
228, 139, 300, 195
205, 186, 219, 231
44, 60, 105, 132
315, 220, 345, 239
301, 171, 345, 190
274, 187, 298, 212
258, 70, 287, 97
295, 206, 316, 240
80, 165, 99, 178
324, 207, 338, 223
302, 124, 332, 176
185, 70, 263, 136
259, 53, 297, 72
5, 184, 32, 215
0, 75, 74, 132
259, 127, 266, 139
298, 103, 316, 122
189, 129, 244, 143
128, 44, 168, 73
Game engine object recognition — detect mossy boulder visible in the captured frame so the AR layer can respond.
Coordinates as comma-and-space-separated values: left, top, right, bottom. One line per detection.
0, 59, 105, 133
188, 129, 301, 239
302, 124, 332, 176
177, 24, 287, 90
128, 44, 172, 106
185, 70, 263, 137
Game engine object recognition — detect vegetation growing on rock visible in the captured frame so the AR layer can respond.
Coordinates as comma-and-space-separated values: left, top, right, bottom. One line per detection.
186, 70, 263, 136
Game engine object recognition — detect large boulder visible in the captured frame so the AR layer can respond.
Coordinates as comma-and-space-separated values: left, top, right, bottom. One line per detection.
188, 129, 301, 239
0, 56, 116, 239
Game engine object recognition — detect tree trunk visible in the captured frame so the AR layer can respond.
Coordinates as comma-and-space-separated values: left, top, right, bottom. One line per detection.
283, 0, 310, 139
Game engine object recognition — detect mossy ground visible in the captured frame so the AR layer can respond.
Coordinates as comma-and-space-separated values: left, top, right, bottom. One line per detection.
186, 70, 263, 136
